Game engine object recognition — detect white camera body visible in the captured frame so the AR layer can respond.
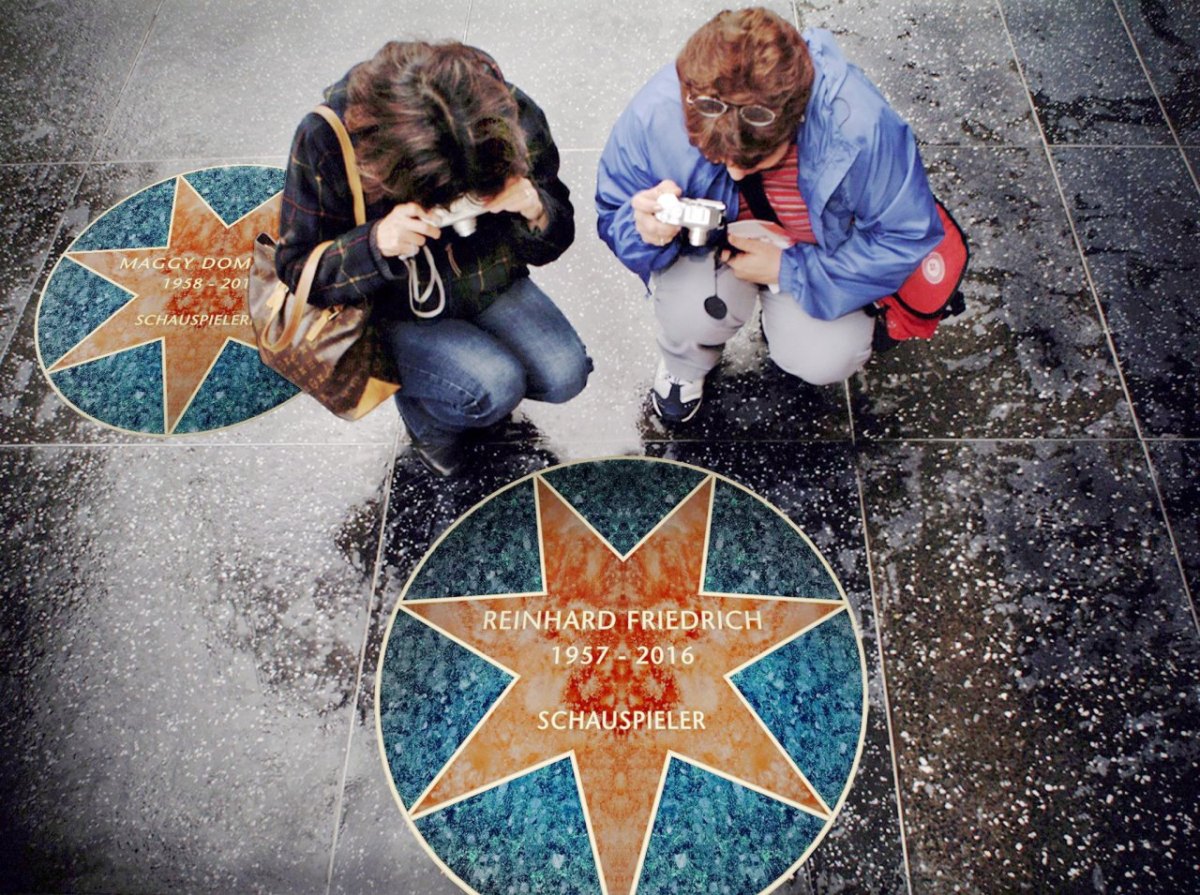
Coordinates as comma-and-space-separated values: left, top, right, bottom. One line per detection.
655, 194, 726, 246
429, 196, 489, 237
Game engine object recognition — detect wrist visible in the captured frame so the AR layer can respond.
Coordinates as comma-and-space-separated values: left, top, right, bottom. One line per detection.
524, 207, 550, 232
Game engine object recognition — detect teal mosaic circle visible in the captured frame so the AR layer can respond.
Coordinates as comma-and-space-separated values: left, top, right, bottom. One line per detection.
35, 165, 298, 435
377, 458, 868, 895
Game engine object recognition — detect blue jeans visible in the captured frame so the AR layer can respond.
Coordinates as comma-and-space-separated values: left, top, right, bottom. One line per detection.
377, 276, 591, 442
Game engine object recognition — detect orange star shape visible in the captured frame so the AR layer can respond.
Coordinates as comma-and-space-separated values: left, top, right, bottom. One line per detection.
403, 476, 844, 895
53, 176, 280, 433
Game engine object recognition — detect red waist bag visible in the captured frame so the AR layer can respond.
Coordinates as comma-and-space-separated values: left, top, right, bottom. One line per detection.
867, 200, 968, 350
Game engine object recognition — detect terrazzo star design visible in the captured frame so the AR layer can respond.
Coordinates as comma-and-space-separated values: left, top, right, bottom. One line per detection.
36, 166, 296, 434
378, 459, 868, 895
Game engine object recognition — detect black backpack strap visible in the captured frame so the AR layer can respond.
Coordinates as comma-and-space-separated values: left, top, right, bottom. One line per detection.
737, 173, 782, 226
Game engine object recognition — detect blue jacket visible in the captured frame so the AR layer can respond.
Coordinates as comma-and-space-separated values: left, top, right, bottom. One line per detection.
595, 29, 943, 320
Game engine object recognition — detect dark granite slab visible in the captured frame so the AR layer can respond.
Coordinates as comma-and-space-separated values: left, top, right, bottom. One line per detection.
1183, 145, 1200, 193
851, 146, 1134, 440
0, 0, 159, 163
1148, 439, 1200, 620
93, 0, 473, 161
1117, 0, 1200, 144
1054, 147, 1200, 437
0, 441, 393, 893
0, 164, 83, 362
1001, 0, 1172, 145
795, 0, 1038, 145
862, 439, 1200, 892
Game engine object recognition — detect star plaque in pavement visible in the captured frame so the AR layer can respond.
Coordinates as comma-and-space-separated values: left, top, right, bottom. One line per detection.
378, 460, 868, 895
36, 166, 293, 435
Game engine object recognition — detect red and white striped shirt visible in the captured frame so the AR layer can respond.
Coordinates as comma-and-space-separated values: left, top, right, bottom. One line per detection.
735, 143, 817, 245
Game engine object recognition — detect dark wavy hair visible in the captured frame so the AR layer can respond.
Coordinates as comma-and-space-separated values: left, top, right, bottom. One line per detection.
343, 41, 528, 207
676, 8, 813, 169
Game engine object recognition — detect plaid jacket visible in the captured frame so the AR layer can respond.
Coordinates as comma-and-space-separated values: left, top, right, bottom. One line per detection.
276, 67, 574, 316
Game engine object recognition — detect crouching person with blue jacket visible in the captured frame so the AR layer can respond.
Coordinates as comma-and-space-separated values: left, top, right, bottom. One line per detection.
596, 7, 943, 423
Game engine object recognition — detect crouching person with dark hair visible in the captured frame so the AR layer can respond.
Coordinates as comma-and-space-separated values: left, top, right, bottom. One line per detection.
279, 41, 591, 474
596, 7, 943, 423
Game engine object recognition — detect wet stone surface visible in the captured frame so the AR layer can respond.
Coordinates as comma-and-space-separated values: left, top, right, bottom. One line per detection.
851, 146, 1134, 440
1001, 0, 1172, 145
0, 164, 83, 357
1, 0, 1198, 892
1148, 439, 1200, 612
796, 0, 1038, 146
655, 441, 908, 895
0, 443, 391, 893
1054, 147, 1200, 437
862, 439, 1200, 892
1116, 0, 1200, 144
0, 0, 160, 164
93, 0, 474, 161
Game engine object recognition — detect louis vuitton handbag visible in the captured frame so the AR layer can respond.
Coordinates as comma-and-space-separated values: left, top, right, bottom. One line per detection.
247, 105, 399, 421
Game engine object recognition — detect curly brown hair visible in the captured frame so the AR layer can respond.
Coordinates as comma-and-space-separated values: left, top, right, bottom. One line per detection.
675, 8, 813, 169
343, 41, 528, 207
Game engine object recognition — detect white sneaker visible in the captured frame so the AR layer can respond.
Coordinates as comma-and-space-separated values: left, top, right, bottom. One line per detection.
651, 360, 705, 424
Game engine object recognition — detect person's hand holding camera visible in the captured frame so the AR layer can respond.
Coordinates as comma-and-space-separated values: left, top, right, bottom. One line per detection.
376, 203, 441, 258
631, 180, 683, 246
486, 176, 549, 231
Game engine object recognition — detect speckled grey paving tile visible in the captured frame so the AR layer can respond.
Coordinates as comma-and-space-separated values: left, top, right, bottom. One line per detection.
863, 440, 1200, 892
0, 441, 392, 893
94, 0, 472, 161
330, 719, 470, 895
852, 146, 1133, 439
795, 0, 1037, 145
464, 0, 795, 151
1054, 147, 1200, 437
1148, 440, 1200, 618
1116, 0, 1200, 144
0, 0, 159, 163
0, 164, 82, 362
347, 442, 906, 894
1001, 0, 1171, 145
0, 159, 402, 447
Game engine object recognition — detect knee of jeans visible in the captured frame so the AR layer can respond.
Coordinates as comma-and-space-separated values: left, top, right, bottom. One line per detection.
537, 351, 593, 404
769, 344, 860, 386
462, 359, 526, 426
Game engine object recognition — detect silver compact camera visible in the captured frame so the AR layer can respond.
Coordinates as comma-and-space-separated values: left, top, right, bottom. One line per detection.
429, 196, 489, 237
655, 194, 726, 246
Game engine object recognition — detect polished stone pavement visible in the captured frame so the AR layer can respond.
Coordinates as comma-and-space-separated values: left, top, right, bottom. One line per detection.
1, 1, 1198, 892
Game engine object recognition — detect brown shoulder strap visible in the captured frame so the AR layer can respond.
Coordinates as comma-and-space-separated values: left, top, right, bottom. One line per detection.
262, 239, 334, 351
313, 105, 366, 226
